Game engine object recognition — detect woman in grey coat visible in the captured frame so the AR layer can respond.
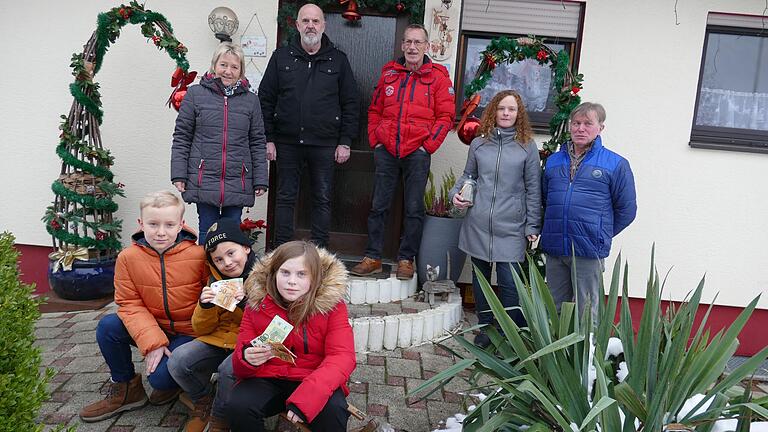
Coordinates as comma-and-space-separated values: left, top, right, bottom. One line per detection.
450, 90, 542, 349
171, 42, 268, 243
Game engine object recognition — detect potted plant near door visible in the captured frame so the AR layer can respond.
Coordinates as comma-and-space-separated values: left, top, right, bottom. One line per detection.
417, 170, 466, 285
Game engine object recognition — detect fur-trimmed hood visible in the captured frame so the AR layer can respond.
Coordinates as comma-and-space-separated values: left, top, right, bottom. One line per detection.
243, 247, 349, 316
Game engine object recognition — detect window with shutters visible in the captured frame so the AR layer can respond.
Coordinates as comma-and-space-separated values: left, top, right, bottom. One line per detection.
455, 0, 585, 132
690, 13, 768, 153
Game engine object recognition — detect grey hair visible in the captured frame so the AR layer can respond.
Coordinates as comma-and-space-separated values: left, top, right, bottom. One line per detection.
569, 102, 606, 124
208, 42, 246, 80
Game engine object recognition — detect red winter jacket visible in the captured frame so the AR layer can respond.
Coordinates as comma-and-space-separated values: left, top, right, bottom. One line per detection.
232, 248, 354, 423
368, 56, 455, 158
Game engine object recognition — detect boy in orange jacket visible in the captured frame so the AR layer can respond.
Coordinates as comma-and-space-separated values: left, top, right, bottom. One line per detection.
79, 191, 207, 422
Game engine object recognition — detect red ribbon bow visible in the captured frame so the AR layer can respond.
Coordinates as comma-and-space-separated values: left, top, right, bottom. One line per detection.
167, 67, 198, 111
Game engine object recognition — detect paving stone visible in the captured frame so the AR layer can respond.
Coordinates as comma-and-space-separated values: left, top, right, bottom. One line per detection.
405, 378, 444, 401
441, 376, 472, 394
34, 337, 63, 352
36, 317, 69, 328
42, 411, 75, 424
373, 348, 403, 358
51, 357, 75, 369
38, 401, 63, 417
387, 375, 406, 386
347, 304, 372, 318
63, 342, 102, 358
420, 352, 456, 372
66, 329, 98, 344
368, 383, 407, 408
387, 405, 430, 432
68, 311, 104, 322
366, 403, 388, 417
108, 426, 135, 432
427, 400, 463, 428
61, 372, 111, 392
62, 356, 105, 373
349, 364, 386, 385
35, 326, 67, 339
159, 412, 186, 427
128, 428, 179, 432
386, 357, 421, 379
67, 418, 115, 432
367, 355, 386, 366
400, 300, 431, 312
114, 403, 171, 426
403, 344, 436, 355
68, 320, 100, 333
41, 311, 67, 318
371, 303, 403, 315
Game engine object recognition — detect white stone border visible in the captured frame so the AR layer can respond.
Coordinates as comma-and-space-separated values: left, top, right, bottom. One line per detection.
346, 275, 418, 305
350, 298, 463, 353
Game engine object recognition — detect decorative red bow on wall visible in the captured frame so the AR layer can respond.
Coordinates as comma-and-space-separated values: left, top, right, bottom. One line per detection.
167, 67, 198, 111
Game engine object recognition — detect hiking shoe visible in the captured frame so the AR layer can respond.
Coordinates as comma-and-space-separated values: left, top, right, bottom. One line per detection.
350, 257, 382, 276
184, 393, 214, 432
208, 415, 230, 432
396, 260, 414, 280
148, 387, 182, 406
474, 332, 492, 349
79, 374, 147, 422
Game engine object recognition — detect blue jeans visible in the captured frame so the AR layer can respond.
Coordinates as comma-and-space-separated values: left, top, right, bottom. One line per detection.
96, 313, 194, 389
213, 353, 237, 418
364, 146, 431, 261
167, 340, 230, 401
471, 258, 526, 328
196, 204, 242, 245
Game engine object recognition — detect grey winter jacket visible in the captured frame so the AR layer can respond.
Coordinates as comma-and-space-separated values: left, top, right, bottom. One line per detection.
171, 74, 268, 208
449, 128, 542, 263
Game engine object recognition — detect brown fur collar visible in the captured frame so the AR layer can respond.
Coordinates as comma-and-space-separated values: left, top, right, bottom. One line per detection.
244, 248, 349, 316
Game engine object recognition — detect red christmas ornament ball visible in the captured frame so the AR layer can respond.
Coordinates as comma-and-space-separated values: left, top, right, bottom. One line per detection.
152, 35, 161, 46
396, 2, 405, 12
50, 220, 61, 230
171, 89, 187, 112
458, 117, 481, 145
96, 231, 107, 241
536, 49, 548, 61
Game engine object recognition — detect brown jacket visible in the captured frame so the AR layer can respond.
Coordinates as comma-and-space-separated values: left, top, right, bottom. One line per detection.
115, 227, 207, 355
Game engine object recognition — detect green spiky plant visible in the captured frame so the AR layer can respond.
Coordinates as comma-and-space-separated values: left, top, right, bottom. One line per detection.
424, 169, 459, 218
410, 248, 768, 431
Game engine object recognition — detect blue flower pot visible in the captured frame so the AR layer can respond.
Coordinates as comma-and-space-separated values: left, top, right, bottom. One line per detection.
48, 257, 116, 300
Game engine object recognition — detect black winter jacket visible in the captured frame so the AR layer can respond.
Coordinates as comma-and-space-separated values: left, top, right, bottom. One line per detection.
258, 34, 359, 147
171, 74, 268, 208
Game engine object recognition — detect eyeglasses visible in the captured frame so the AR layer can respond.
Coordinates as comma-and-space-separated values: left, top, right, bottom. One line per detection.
402, 39, 427, 47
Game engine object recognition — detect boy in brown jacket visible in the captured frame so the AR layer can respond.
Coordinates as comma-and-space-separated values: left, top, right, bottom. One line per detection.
79, 191, 207, 422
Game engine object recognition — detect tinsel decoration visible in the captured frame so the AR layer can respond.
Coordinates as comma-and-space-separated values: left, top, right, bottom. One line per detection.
463, 36, 584, 157
43, 2, 192, 259
277, 0, 424, 45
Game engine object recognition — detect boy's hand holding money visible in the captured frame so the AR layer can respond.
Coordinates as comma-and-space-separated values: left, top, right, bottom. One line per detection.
200, 286, 216, 303
244, 345, 273, 366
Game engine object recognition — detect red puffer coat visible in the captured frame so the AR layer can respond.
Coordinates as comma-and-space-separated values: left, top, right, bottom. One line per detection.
368, 56, 455, 158
232, 248, 354, 423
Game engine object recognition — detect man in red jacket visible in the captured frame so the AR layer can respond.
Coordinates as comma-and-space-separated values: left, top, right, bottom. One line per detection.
351, 24, 455, 280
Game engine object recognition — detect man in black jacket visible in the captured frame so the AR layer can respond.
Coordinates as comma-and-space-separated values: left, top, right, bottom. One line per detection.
259, 3, 359, 249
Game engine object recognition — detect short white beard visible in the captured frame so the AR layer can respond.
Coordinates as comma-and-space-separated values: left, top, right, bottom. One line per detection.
301, 32, 321, 47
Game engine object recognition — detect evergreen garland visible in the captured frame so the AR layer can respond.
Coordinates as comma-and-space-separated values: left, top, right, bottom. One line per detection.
463, 36, 584, 155
277, 0, 425, 44
45, 2, 190, 255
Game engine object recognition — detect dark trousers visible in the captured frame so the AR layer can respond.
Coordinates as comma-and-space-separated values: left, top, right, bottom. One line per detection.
196, 204, 242, 245
364, 146, 431, 261
471, 258, 526, 328
96, 313, 194, 389
274, 144, 336, 249
227, 378, 349, 431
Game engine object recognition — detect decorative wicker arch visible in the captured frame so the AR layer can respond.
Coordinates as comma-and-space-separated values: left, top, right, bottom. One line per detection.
44, 2, 193, 266
459, 36, 584, 156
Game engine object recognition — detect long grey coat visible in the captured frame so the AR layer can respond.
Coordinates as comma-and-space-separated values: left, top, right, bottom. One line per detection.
171, 74, 268, 208
449, 128, 542, 263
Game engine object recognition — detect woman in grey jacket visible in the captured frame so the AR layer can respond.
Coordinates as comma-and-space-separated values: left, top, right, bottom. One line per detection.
450, 90, 542, 349
171, 42, 268, 242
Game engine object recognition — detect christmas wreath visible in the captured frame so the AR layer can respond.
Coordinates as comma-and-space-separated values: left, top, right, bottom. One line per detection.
277, 0, 425, 45
458, 36, 583, 156
43, 2, 192, 259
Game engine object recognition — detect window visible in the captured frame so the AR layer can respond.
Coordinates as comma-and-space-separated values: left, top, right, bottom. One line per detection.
690, 13, 768, 153
455, 0, 584, 131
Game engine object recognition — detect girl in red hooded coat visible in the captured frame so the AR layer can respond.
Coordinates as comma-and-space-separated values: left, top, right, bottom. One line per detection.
228, 241, 354, 431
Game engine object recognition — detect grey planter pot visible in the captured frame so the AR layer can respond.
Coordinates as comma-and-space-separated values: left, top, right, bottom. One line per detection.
417, 215, 466, 285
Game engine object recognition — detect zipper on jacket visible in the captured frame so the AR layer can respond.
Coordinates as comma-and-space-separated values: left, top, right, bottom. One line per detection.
427, 83, 431, 108
303, 325, 309, 354
198, 159, 205, 186
488, 130, 503, 261
159, 253, 175, 333
220, 96, 229, 208
395, 72, 412, 158
562, 145, 597, 255
241, 163, 247, 191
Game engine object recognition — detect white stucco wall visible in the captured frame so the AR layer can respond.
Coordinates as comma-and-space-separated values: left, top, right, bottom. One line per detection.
0, 0, 276, 247
2, 0, 766, 308
428, 0, 768, 308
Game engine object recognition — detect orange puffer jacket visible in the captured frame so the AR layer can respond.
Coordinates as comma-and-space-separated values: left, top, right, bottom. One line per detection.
115, 227, 207, 355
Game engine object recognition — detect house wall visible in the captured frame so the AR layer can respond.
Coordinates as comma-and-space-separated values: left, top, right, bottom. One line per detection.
2, 0, 766, 309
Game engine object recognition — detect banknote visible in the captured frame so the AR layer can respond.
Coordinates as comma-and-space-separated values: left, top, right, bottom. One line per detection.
210, 278, 243, 312
250, 315, 294, 346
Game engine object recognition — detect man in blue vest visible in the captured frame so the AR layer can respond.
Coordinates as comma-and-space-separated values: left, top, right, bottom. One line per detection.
540, 102, 637, 320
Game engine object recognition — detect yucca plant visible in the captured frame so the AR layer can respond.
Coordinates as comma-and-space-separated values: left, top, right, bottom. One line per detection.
410, 248, 768, 431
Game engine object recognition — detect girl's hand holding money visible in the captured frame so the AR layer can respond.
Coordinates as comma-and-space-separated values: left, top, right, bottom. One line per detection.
244, 345, 273, 366
199, 286, 215, 304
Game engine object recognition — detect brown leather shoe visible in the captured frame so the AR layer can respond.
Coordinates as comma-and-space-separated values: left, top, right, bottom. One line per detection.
184, 393, 214, 432
350, 257, 382, 276
148, 387, 182, 406
396, 260, 414, 280
79, 374, 147, 422
208, 415, 230, 432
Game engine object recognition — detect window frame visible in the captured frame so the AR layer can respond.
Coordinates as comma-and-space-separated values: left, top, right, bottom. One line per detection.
454, 29, 582, 133
689, 24, 768, 154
